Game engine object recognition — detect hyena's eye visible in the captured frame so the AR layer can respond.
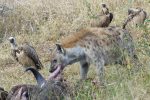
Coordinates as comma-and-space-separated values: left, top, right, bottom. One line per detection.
53, 59, 57, 63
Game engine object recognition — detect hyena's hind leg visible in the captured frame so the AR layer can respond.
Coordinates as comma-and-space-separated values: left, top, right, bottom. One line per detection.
125, 43, 138, 63
80, 59, 90, 80
124, 34, 142, 71
122, 30, 139, 63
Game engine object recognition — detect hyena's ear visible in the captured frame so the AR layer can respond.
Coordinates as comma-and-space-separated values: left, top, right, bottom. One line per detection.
56, 44, 66, 54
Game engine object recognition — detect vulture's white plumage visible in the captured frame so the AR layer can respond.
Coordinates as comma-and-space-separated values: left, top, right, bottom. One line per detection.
8, 37, 43, 70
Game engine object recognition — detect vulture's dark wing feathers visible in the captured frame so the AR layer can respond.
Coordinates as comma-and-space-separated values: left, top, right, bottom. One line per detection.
109, 13, 113, 23
21, 43, 43, 70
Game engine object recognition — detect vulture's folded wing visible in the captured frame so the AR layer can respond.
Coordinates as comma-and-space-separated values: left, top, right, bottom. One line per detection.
21, 44, 43, 70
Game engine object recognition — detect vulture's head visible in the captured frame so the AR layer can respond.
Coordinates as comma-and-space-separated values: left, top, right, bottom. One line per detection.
8, 37, 17, 49
128, 8, 142, 15
8, 37, 15, 44
101, 3, 106, 8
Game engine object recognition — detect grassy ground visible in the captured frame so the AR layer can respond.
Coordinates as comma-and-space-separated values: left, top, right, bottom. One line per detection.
0, 0, 150, 99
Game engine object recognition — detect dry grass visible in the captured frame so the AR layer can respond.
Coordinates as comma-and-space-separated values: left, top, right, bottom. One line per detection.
0, 0, 150, 99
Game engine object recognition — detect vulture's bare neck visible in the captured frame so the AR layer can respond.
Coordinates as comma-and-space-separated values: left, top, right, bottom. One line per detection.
11, 42, 18, 49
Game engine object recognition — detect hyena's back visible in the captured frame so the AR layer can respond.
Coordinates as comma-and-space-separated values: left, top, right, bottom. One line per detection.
62, 26, 135, 65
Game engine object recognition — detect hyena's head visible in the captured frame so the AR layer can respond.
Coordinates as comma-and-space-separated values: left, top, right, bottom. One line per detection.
49, 44, 67, 74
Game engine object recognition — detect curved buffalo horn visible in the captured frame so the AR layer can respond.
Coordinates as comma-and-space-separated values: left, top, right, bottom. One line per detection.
25, 67, 46, 87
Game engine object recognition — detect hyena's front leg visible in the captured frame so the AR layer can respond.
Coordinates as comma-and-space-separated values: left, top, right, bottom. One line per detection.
95, 58, 105, 85
80, 60, 90, 80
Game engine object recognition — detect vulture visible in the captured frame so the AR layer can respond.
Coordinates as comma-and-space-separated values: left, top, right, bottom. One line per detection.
100, 3, 113, 27
91, 3, 113, 27
8, 37, 43, 70
122, 7, 147, 29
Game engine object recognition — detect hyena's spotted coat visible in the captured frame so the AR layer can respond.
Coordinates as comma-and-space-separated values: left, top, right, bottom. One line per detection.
49, 26, 137, 84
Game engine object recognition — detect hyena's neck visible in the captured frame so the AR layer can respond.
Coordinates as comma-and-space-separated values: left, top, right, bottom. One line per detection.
64, 46, 85, 65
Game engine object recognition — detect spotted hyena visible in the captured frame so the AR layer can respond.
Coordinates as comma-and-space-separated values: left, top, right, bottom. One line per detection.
49, 26, 138, 84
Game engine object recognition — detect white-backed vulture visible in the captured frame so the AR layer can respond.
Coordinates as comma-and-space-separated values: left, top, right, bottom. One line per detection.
8, 37, 43, 70
98, 12, 113, 27
91, 3, 113, 27
122, 7, 147, 29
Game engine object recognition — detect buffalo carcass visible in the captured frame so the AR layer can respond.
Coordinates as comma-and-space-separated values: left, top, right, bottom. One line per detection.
0, 87, 8, 100
7, 67, 72, 100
